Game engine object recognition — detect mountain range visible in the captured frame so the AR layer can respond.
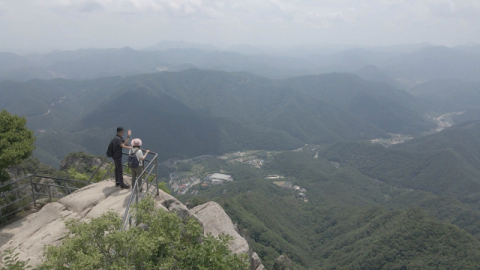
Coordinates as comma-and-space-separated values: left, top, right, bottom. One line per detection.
3, 44, 480, 87
1, 69, 435, 166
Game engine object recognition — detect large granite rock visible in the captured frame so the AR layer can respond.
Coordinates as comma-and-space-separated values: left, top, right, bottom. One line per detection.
0, 180, 132, 267
251, 252, 266, 270
190, 201, 249, 254
0, 179, 260, 267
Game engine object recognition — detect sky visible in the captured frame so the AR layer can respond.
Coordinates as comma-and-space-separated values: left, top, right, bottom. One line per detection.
1, 0, 480, 54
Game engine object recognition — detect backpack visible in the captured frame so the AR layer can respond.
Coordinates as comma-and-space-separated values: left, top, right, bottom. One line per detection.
106, 138, 116, 158
128, 149, 140, 168
106, 136, 121, 158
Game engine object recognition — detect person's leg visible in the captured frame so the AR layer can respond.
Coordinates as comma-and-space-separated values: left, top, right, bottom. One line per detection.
131, 167, 137, 189
114, 158, 124, 186
137, 167, 144, 192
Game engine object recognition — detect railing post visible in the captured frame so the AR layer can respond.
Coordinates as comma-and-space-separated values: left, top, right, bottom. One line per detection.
101, 163, 113, 182
155, 156, 159, 196
87, 157, 107, 184
64, 180, 68, 195
14, 190, 19, 209
30, 176, 36, 208
48, 184, 52, 203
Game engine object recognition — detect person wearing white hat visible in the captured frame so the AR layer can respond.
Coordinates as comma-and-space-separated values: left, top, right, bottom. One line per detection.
129, 138, 150, 191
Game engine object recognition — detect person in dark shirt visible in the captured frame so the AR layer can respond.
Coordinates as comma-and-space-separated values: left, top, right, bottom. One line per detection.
112, 127, 132, 189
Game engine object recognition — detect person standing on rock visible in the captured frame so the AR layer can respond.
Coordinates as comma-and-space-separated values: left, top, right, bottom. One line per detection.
112, 127, 132, 189
129, 138, 150, 192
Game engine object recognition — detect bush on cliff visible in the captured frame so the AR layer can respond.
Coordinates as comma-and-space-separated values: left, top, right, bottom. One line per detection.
38, 195, 248, 270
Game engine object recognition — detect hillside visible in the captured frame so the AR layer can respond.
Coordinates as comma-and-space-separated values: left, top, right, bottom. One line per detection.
282, 73, 432, 134
409, 80, 480, 114
0, 69, 432, 166
322, 120, 480, 204
175, 147, 480, 269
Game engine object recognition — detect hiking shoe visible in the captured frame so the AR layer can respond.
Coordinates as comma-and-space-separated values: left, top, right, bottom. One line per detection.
120, 184, 130, 189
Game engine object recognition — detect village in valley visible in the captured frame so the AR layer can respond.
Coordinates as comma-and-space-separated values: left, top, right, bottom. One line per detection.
165, 150, 308, 201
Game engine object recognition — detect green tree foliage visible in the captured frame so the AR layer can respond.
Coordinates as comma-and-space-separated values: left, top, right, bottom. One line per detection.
1, 247, 31, 270
183, 147, 480, 269
0, 110, 35, 183
39, 195, 248, 269
272, 255, 294, 270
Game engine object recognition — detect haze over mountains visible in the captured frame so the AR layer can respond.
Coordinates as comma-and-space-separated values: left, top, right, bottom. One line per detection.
3, 43, 480, 86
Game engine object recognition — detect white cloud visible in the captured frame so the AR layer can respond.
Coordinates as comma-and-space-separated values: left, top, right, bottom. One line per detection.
1, 0, 480, 53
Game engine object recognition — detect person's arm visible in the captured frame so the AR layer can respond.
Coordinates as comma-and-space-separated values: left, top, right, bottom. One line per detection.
140, 150, 150, 160
120, 143, 132, 149
124, 129, 132, 145
120, 129, 132, 149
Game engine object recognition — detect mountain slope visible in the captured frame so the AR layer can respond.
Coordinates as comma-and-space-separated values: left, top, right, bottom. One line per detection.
322, 120, 480, 204
282, 73, 433, 134
181, 150, 480, 269
1, 69, 420, 165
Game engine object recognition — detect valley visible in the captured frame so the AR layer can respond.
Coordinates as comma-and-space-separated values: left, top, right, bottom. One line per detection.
169, 122, 480, 268
432, 111, 465, 132
3, 49, 480, 269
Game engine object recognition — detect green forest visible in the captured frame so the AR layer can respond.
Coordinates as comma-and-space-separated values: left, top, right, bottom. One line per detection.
174, 121, 480, 269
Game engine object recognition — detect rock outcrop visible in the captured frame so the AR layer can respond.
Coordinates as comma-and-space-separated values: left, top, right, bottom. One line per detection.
59, 152, 107, 172
251, 252, 266, 270
0, 179, 261, 268
190, 201, 250, 254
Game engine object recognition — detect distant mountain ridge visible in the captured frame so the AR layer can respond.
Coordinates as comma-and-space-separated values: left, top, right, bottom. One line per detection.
3, 44, 480, 85
0, 69, 431, 166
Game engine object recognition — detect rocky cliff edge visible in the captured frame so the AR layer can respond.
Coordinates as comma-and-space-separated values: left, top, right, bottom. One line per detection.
0, 179, 264, 269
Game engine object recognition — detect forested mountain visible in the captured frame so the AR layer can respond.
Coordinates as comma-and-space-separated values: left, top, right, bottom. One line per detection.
1, 69, 432, 166
322, 120, 480, 204
282, 73, 433, 134
409, 80, 480, 113
179, 136, 480, 269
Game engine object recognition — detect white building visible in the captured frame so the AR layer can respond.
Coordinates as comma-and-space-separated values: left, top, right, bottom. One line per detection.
210, 173, 234, 182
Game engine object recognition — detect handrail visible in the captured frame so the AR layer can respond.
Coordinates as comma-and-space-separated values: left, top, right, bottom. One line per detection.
121, 150, 159, 230
0, 149, 162, 225
0, 157, 112, 219
0, 174, 33, 190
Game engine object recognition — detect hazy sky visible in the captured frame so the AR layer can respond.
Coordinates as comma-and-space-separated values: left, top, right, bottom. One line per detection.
1, 0, 480, 54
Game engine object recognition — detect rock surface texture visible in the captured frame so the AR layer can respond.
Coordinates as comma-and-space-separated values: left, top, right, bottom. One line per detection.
190, 201, 250, 254
0, 179, 259, 267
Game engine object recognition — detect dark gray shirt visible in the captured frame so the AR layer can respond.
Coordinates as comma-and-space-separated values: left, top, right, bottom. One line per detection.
112, 135, 125, 159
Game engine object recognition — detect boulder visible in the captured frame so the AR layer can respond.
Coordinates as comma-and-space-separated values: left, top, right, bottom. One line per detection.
0, 202, 81, 266
190, 201, 249, 254
251, 252, 266, 270
58, 180, 119, 217
85, 189, 131, 218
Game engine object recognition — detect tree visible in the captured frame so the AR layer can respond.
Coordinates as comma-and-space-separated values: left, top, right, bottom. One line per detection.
0, 110, 36, 183
272, 255, 294, 270
39, 195, 249, 269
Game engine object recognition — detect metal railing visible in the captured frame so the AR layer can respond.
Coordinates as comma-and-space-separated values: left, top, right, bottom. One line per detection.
0, 149, 161, 229
0, 175, 93, 219
121, 150, 159, 230
0, 157, 111, 219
